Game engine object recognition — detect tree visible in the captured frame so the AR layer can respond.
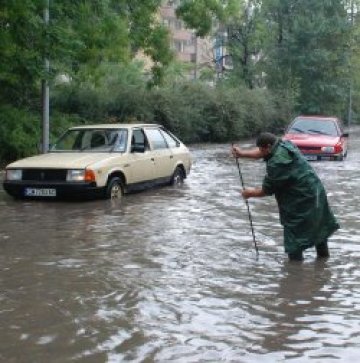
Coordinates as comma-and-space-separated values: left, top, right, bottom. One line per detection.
176, 0, 267, 88
262, 0, 352, 115
0, 0, 173, 109
0, 0, 45, 106
224, 0, 265, 88
176, 0, 225, 37
343, 0, 360, 124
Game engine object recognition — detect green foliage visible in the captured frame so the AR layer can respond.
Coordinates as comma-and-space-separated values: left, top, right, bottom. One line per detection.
225, 0, 265, 89
52, 61, 150, 122
0, 0, 172, 109
2, 0, 359, 165
345, 0, 360, 123
0, 0, 44, 106
0, 105, 40, 162
50, 112, 87, 139
177, 0, 265, 88
177, 0, 355, 118
0, 105, 85, 163
176, 0, 225, 36
50, 76, 287, 145
262, 0, 351, 116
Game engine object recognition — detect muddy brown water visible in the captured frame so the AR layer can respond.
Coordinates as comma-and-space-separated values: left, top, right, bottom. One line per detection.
1, 131, 360, 362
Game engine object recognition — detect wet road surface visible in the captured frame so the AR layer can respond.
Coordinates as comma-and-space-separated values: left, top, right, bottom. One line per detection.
1, 130, 360, 362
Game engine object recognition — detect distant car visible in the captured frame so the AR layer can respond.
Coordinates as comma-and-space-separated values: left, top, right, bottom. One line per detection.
3, 123, 192, 200
283, 116, 349, 161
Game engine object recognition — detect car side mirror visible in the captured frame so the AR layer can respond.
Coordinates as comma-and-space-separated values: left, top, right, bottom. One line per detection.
131, 144, 145, 153
342, 132, 349, 137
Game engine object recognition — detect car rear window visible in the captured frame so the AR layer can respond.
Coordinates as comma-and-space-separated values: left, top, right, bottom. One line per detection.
289, 118, 339, 136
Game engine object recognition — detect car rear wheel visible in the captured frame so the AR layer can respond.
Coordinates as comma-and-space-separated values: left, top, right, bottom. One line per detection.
105, 177, 124, 200
171, 166, 184, 186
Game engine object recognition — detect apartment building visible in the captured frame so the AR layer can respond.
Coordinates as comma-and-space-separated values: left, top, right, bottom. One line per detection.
160, 0, 214, 79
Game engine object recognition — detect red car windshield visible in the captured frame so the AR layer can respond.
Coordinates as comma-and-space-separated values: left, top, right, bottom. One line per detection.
288, 118, 339, 137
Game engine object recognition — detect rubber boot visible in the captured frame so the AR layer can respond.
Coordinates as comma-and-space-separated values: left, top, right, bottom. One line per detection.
288, 250, 304, 261
316, 241, 330, 258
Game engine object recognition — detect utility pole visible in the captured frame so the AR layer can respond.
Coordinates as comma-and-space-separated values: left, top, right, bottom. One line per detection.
42, 0, 50, 153
194, 35, 198, 80
347, 0, 355, 128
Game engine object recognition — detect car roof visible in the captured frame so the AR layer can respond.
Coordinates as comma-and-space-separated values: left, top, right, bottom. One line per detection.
294, 115, 339, 122
70, 123, 161, 130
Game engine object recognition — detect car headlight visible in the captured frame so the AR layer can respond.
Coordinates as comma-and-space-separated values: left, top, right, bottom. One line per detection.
66, 169, 85, 182
321, 146, 335, 153
6, 169, 23, 181
66, 169, 96, 182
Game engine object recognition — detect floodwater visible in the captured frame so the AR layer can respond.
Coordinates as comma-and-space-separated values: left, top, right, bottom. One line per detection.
0, 131, 360, 363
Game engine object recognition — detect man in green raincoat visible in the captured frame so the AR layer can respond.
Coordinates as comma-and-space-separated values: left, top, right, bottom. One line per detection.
232, 132, 339, 261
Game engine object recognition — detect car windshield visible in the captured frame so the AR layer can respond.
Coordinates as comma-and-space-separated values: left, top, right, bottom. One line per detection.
51, 128, 128, 152
288, 119, 339, 136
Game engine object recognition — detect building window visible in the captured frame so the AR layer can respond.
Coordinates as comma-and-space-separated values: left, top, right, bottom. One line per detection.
186, 36, 196, 46
173, 40, 184, 53
167, 0, 181, 6
175, 20, 182, 30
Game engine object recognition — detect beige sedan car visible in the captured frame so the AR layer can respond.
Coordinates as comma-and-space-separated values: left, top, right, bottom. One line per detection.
3, 124, 192, 200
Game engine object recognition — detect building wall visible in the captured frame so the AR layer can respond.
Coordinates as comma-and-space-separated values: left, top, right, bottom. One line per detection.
160, 1, 214, 78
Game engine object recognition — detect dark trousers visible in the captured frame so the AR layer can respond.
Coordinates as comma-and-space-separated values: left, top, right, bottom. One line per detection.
288, 250, 304, 261
288, 241, 330, 261
316, 241, 330, 258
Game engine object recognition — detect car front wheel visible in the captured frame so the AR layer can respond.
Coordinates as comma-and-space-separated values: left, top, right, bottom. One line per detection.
171, 166, 184, 186
105, 177, 124, 200
336, 150, 346, 161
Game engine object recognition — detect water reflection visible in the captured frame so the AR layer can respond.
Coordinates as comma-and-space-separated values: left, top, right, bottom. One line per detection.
261, 260, 333, 360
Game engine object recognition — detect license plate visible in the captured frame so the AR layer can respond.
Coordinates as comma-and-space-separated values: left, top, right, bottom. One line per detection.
305, 155, 317, 161
24, 188, 57, 197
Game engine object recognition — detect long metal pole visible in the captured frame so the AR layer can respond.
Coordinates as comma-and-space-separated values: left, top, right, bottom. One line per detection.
347, 0, 355, 128
42, 0, 50, 153
234, 155, 259, 255
194, 35, 198, 80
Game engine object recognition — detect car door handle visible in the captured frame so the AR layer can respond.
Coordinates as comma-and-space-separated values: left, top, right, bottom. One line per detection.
151, 158, 155, 161
170, 155, 174, 159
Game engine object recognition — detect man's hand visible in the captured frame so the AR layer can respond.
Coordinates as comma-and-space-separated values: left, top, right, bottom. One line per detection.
231, 145, 263, 159
241, 188, 254, 199
241, 187, 266, 199
231, 146, 243, 158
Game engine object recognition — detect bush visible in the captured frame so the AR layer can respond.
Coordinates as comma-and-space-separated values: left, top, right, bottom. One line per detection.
0, 105, 40, 163
51, 80, 289, 144
1, 77, 292, 165
50, 112, 87, 141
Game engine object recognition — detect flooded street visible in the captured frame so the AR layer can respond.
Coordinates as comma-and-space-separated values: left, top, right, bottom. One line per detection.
1, 130, 360, 362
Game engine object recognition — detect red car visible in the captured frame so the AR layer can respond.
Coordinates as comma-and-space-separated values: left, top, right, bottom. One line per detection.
283, 116, 349, 161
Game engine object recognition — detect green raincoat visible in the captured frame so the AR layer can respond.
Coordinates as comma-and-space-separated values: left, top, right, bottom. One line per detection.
262, 140, 339, 254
